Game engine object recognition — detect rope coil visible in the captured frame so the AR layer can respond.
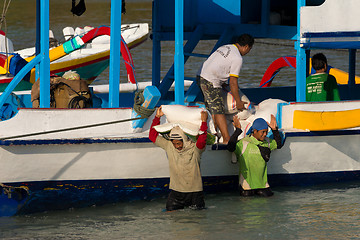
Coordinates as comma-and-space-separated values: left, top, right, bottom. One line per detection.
133, 90, 155, 118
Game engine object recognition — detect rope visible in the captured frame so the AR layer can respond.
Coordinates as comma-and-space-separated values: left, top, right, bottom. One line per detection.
256, 40, 347, 52
55, 82, 92, 108
0, 115, 145, 140
133, 90, 155, 118
0, 0, 11, 30
10, 92, 25, 108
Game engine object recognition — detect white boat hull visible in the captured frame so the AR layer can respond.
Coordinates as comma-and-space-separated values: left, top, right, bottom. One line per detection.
1, 104, 360, 182
1, 101, 360, 215
2, 132, 360, 184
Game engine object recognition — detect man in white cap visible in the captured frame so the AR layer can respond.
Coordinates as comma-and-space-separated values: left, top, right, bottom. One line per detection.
149, 106, 208, 211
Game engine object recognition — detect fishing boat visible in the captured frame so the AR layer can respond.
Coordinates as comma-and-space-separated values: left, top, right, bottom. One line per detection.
0, 23, 149, 91
1, 0, 360, 216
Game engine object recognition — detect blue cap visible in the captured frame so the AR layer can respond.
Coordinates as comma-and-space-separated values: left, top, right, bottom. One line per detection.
246, 118, 268, 135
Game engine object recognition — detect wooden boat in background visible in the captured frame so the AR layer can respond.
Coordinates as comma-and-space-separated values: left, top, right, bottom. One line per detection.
0, 23, 149, 91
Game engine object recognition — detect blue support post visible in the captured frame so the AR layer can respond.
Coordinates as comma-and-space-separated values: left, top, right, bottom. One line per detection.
305, 49, 310, 77
261, 0, 270, 36
295, 0, 306, 102
158, 25, 204, 97
174, 0, 184, 105
0, 56, 42, 108
152, 0, 161, 87
108, 0, 122, 108
39, 0, 50, 108
35, 0, 40, 83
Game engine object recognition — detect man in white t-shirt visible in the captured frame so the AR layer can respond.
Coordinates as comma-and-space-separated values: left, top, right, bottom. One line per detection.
198, 34, 254, 144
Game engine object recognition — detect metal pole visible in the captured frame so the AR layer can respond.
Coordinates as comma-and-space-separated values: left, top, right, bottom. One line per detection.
39, 0, 50, 108
295, 0, 306, 102
261, 0, 269, 36
35, 0, 40, 86
174, 0, 184, 105
108, 0, 122, 108
152, 0, 161, 87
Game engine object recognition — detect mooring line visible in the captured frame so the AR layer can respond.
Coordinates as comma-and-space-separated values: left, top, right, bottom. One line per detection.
0, 116, 145, 140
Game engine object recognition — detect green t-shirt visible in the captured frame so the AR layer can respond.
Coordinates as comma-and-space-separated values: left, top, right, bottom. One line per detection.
306, 73, 340, 102
234, 135, 277, 190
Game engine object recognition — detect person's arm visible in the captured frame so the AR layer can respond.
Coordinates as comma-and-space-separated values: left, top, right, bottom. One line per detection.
305, 76, 311, 102
229, 76, 247, 111
333, 88, 341, 101
331, 75, 341, 101
227, 115, 242, 152
272, 128, 283, 149
196, 111, 208, 150
325, 75, 341, 101
149, 116, 160, 143
268, 114, 283, 149
149, 107, 164, 143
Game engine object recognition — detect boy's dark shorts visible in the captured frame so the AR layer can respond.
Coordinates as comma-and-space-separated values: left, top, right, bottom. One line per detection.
198, 77, 225, 115
239, 185, 274, 197
166, 190, 205, 211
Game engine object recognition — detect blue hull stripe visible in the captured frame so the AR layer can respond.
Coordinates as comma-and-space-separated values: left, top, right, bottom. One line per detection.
285, 129, 360, 137
0, 137, 152, 146
2, 170, 360, 216
1, 176, 238, 216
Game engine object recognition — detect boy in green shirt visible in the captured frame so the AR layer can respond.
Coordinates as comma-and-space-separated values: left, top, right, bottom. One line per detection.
227, 115, 283, 197
306, 53, 341, 102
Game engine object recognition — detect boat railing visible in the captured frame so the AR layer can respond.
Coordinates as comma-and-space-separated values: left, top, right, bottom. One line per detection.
0, 55, 42, 109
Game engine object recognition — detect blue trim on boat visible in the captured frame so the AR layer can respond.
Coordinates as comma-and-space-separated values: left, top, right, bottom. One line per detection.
269, 170, 360, 187
301, 32, 360, 49
285, 129, 360, 137
302, 31, 360, 38
2, 170, 360, 216
301, 42, 360, 50
0, 137, 152, 146
277, 102, 289, 129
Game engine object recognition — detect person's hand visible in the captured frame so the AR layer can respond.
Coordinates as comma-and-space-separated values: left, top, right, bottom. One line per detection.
267, 114, 277, 130
236, 100, 247, 111
156, 106, 164, 118
201, 110, 208, 122
232, 115, 241, 129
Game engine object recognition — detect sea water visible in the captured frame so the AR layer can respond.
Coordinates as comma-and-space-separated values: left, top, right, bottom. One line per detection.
1, 181, 360, 239
1, 0, 360, 239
